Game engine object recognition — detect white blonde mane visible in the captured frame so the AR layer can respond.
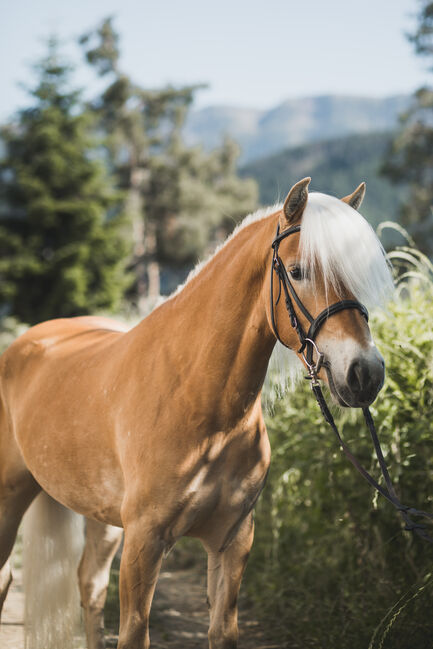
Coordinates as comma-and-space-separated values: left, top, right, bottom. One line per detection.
300, 193, 393, 307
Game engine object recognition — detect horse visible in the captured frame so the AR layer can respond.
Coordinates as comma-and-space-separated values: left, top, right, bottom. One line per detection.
0, 178, 393, 649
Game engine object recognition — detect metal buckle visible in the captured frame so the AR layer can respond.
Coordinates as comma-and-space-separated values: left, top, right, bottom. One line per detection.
302, 338, 324, 386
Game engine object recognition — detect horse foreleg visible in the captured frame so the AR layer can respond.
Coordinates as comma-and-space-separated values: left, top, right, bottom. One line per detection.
78, 518, 123, 649
206, 513, 254, 649
117, 517, 164, 649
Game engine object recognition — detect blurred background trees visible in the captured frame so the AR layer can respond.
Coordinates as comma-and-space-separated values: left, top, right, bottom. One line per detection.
0, 18, 257, 323
80, 17, 257, 304
381, 0, 433, 255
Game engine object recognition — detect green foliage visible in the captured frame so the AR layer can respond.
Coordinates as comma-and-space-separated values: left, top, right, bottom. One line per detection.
409, 0, 433, 63
0, 317, 28, 354
381, 1, 433, 256
153, 137, 258, 265
105, 554, 121, 633
79, 16, 120, 76
246, 238, 433, 649
0, 40, 132, 325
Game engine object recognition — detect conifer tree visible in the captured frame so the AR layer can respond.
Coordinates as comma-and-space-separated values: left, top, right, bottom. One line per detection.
80, 18, 257, 301
0, 39, 132, 324
382, 1, 433, 255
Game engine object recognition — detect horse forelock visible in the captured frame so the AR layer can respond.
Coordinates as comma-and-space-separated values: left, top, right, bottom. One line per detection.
299, 192, 394, 308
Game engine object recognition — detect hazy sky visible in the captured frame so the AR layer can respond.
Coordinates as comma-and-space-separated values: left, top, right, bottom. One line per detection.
0, 0, 429, 121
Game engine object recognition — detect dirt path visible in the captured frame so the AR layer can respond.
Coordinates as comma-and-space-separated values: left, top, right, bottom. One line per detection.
0, 563, 24, 649
143, 567, 281, 649
1, 562, 282, 649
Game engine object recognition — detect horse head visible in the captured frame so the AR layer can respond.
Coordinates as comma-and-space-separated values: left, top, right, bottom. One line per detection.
268, 178, 393, 408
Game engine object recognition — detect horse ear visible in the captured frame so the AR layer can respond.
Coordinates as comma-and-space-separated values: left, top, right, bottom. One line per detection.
341, 182, 366, 210
281, 177, 311, 228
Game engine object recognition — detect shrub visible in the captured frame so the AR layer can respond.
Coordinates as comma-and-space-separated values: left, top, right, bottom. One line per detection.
0, 317, 28, 354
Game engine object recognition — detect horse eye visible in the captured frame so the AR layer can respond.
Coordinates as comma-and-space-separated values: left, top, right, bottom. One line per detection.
290, 266, 303, 281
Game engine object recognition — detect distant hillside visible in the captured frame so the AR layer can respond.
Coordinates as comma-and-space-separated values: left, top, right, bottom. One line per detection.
240, 131, 408, 241
184, 95, 409, 164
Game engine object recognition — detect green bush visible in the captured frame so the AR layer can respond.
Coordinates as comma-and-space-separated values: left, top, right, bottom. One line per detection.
246, 242, 433, 649
0, 317, 28, 354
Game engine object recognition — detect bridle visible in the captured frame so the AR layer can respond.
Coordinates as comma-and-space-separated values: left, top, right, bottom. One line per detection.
270, 223, 433, 543
270, 224, 369, 381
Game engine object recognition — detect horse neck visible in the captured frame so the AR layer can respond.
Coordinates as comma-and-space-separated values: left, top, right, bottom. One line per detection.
158, 214, 278, 426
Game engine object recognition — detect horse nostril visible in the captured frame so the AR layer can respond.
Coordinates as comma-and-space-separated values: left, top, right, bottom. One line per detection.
347, 359, 367, 394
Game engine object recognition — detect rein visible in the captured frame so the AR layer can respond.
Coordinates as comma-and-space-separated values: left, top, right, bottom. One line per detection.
270, 224, 433, 544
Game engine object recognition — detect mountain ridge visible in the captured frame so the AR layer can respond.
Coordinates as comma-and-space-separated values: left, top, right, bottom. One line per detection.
184, 94, 410, 164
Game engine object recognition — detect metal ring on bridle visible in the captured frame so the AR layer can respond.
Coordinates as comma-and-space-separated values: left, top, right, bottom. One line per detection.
302, 338, 324, 380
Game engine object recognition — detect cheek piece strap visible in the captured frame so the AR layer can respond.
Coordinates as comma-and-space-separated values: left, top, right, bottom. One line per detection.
269, 223, 433, 544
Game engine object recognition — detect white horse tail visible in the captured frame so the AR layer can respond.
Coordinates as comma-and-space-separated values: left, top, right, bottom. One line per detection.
22, 492, 85, 649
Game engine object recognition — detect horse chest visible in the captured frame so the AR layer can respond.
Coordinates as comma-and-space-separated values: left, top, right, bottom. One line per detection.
168, 426, 270, 546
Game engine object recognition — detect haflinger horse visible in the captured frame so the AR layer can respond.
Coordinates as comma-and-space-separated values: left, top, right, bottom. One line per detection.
0, 178, 393, 649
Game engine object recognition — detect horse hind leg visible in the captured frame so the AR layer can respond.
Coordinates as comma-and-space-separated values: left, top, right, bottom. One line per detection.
0, 409, 41, 619
0, 476, 41, 619
78, 518, 123, 649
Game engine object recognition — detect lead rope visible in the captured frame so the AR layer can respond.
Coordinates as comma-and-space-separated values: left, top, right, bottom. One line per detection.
310, 381, 433, 543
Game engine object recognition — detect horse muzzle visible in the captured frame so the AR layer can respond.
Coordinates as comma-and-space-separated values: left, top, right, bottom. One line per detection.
326, 345, 385, 408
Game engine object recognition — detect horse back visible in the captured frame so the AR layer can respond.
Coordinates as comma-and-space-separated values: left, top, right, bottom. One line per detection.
1, 314, 126, 378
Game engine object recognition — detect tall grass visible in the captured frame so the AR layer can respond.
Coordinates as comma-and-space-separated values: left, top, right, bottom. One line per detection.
245, 227, 433, 648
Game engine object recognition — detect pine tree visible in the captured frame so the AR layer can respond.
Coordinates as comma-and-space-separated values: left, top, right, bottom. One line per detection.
381, 1, 433, 255
80, 18, 257, 302
153, 137, 258, 266
0, 39, 132, 325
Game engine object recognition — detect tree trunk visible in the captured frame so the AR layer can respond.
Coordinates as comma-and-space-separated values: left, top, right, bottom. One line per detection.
127, 167, 148, 309
144, 220, 160, 301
